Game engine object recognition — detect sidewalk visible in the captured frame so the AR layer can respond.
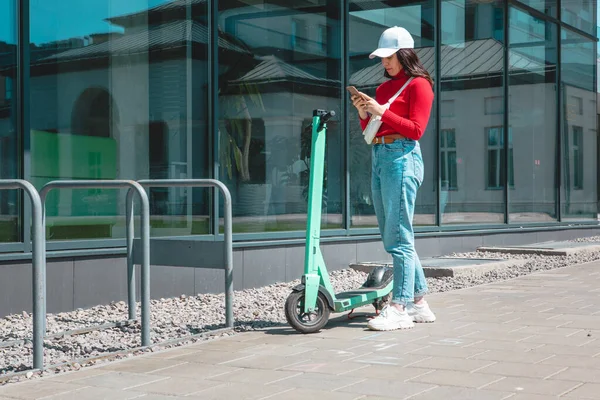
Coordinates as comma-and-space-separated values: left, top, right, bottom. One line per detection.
1, 261, 600, 400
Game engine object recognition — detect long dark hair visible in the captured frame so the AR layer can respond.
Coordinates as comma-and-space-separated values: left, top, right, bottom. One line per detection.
384, 48, 433, 88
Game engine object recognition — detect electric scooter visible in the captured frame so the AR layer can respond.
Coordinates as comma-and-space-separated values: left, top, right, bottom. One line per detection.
284, 109, 393, 334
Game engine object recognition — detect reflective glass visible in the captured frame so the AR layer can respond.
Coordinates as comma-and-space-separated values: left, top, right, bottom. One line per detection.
349, 0, 436, 227
30, 0, 209, 240
561, 0, 596, 34
508, 7, 558, 222
515, 0, 557, 17
561, 29, 597, 220
0, 0, 19, 242
440, 0, 506, 225
218, 0, 343, 233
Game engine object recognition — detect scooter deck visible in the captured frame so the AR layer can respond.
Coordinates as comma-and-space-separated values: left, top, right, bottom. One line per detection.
333, 281, 393, 312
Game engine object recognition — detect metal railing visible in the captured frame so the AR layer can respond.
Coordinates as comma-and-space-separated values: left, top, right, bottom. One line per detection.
135, 179, 234, 328
0, 180, 45, 369
40, 180, 152, 346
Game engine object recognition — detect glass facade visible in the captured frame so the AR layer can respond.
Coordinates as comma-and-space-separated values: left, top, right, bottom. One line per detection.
0, 0, 598, 250
0, 0, 19, 242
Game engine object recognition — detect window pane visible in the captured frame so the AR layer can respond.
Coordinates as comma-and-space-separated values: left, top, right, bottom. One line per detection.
509, 7, 557, 222
219, 0, 343, 233
349, 0, 435, 227
30, 0, 209, 240
561, 30, 596, 219
0, 0, 19, 243
515, 0, 557, 17
561, 0, 596, 34
441, 0, 505, 225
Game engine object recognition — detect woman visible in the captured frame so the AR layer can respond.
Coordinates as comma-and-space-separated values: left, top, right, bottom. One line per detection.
352, 26, 435, 331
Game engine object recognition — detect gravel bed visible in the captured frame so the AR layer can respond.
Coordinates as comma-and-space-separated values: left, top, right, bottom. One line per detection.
2, 235, 600, 382
569, 235, 600, 243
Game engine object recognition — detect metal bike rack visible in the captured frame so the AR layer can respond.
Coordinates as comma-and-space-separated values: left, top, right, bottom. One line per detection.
130, 179, 234, 328
0, 180, 45, 369
39, 180, 152, 346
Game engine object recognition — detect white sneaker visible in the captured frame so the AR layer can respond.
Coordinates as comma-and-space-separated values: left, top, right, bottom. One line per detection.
407, 301, 436, 323
367, 305, 414, 331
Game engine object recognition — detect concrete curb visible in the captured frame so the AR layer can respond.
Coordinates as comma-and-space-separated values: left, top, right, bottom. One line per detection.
350, 258, 528, 278
477, 243, 600, 256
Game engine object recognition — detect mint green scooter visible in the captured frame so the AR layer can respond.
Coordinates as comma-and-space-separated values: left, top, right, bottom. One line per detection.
285, 109, 393, 334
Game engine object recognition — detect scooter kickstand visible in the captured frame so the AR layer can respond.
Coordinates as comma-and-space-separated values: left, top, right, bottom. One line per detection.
347, 309, 358, 320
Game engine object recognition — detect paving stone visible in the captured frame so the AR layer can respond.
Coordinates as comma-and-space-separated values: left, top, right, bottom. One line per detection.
47, 368, 112, 383
224, 354, 308, 370
147, 347, 202, 359
410, 355, 495, 372
173, 349, 255, 365
408, 344, 488, 359
407, 369, 505, 389
186, 382, 289, 400
561, 382, 600, 399
537, 354, 600, 369
407, 386, 513, 400
289, 347, 370, 361
336, 378, 435, 398
0, 381, 84, 399
350, 353, 432, 367
281, 360, 366, 375
468, 349, 553, 364
43, 386, 141, 400
125, 377, 222, 396
99, 357, 186, 374
529, 343, 600, 357
507, 394, 561, 400
549, 367, 600, 383
269, 372, 364, 391
482, 376, 581, 396
209, 368, 301, 385
151, 362, 241, 379
476, 361, 566, 379
73, 371, 169, 390
237, 343, 315, 356
296, 338, 370, 351
465, 339, 543, 352
519, 334, 596, 347
341, 365, 433, 381
119, 395, 189, 400
459, 330, 535, 342
508, 326, 583, 336
260, 388, 361, 400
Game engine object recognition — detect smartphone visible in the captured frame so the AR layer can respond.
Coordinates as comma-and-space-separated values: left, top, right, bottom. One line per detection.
346, 85, 361, 98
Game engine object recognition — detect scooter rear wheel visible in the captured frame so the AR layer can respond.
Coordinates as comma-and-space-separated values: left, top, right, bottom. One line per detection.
285, 291, 330, 334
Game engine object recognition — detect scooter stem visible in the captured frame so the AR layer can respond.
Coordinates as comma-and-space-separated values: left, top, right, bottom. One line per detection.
303, 109, 335, 313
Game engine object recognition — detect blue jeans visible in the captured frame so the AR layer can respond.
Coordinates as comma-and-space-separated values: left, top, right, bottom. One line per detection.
371, 139, 428, 306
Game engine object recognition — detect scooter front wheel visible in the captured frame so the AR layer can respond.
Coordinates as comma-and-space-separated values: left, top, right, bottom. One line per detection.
285, 290, 330, 334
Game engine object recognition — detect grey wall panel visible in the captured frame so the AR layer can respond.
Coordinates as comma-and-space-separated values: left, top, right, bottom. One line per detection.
149, 265, 195, 300
46, 260, 74, 314
242, 247, 286, 289
194, 268, 228, 294
459, 235, 484, 254
285, 245, 304, 282
322, 242, 357, 272
415, 237, 441, 258
73, 257, 129, 309
194, 249, 243, 293
0, 263, 32, 316
356, 241, 389, 263
1, 227, 599, 318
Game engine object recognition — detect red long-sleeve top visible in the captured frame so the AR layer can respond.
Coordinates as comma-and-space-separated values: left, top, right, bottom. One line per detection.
359, 70, 434, 140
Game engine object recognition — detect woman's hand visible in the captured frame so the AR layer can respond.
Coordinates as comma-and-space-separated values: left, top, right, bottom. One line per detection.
351, 95, 369, 120
359, 93, 387, 117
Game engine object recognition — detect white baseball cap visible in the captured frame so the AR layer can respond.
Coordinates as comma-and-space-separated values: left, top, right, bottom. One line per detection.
369, 26, 414, 59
